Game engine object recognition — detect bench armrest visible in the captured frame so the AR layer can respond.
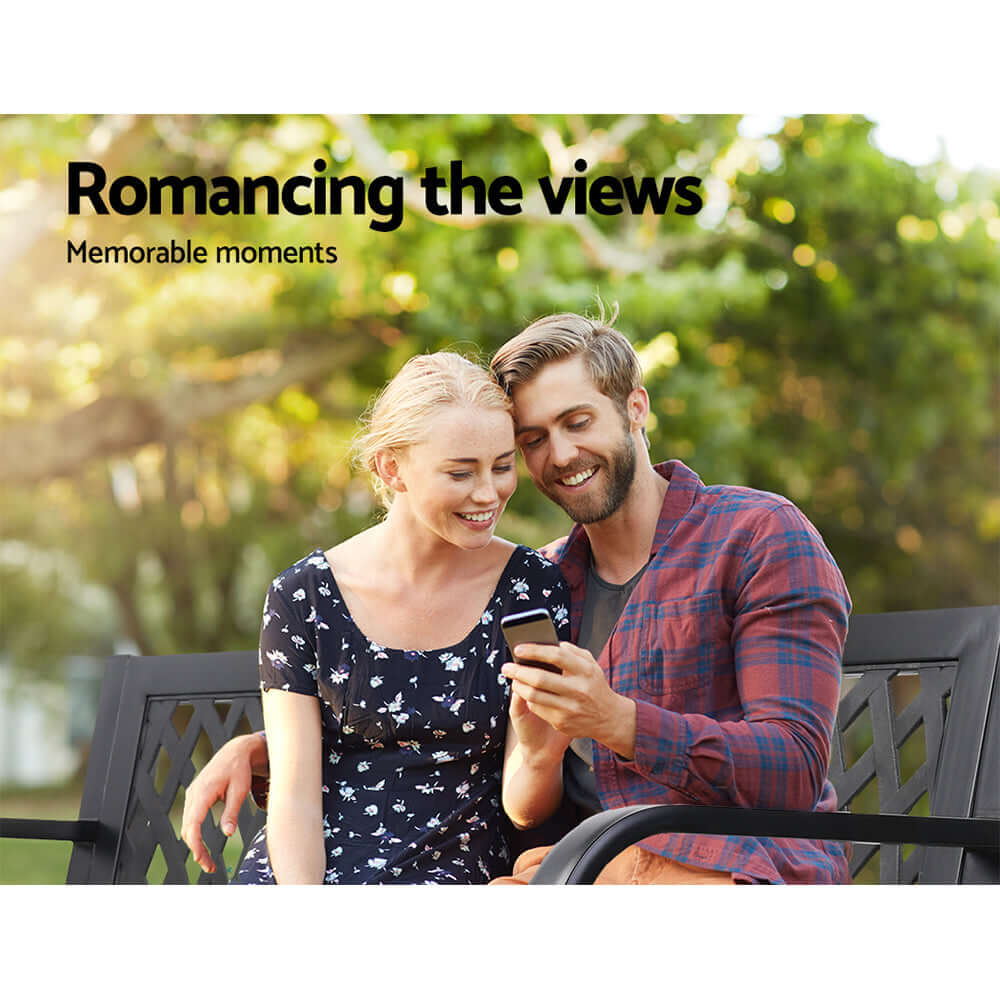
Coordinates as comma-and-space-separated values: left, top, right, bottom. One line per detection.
0, 817, 99, 844
530, 805, 1000, 884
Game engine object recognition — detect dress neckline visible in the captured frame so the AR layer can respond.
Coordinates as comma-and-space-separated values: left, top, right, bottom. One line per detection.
311, 544, 525, 655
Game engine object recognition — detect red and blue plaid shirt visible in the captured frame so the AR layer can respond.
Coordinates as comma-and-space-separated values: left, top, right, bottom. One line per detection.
543, 460, 852, 884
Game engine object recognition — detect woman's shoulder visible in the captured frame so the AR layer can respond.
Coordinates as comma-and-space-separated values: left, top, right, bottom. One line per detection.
498, 540, 566, 584
267, 548, 332, 598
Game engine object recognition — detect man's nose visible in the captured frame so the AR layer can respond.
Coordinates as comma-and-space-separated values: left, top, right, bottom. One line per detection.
549, 431, 577, 469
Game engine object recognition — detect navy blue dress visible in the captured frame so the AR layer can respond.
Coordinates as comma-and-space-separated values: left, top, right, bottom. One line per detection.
232, 544, 570, 884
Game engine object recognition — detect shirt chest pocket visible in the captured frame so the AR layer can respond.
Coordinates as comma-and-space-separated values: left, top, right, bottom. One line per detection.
635, 594, 732, 700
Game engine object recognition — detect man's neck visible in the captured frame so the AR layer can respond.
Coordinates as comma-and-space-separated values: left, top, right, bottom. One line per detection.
582, 461, 668, 585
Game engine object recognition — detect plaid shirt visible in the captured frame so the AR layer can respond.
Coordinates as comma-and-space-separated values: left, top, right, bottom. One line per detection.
542, 460, 851, 884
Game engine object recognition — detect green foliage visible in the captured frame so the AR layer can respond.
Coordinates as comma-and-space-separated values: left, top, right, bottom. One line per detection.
1, 114, 997, 678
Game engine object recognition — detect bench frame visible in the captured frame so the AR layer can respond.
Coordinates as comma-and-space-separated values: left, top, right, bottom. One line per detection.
3, 607, 998, 884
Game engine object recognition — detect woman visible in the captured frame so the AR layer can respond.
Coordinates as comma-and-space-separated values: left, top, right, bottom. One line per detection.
232, 353, 570, 884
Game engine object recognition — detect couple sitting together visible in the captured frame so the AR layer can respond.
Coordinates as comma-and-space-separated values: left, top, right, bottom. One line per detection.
180, 307, 851, 885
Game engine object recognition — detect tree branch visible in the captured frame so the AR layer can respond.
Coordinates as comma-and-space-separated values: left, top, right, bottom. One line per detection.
329, 114, 793, 273
0, 334, 374, 485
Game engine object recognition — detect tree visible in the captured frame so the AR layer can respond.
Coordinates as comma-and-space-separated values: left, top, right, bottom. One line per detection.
1, 113, 996, 676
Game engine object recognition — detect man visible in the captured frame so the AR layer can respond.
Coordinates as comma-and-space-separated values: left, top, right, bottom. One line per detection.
182, 309, 850, 884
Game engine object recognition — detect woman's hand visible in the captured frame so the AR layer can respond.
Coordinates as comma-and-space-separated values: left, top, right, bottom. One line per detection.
501, 673, 572, 831
508, 685, 571, 766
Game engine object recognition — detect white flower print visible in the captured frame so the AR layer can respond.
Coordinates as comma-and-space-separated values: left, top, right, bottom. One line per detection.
291, 634, 306, 649
432, 692, 465, 714
364, 804, 379, 816
266, 649, 290, 667
366, 857, 387, 870
553, 604, 568, 626
441, 654, 465, 672
480, 610, 494, 625
329, 666, 349, 685
511, 578, 530, 600
462, 721, 475, 733
318, 582, 331, 597
338, 784, 357, 801
328, 750, 341, 765
368, 640, 388, 660
392, 799, 407, 813
370, 675, 383, 688
292, 588, 306, 602
415, 781, 445, 795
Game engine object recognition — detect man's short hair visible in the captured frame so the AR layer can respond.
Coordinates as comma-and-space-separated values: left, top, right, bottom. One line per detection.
490, 303, 644, 417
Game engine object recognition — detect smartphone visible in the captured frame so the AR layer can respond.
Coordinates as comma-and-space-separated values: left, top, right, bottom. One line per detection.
500, 608, 562, 673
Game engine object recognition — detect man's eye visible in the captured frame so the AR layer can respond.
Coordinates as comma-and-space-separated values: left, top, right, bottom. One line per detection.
568, 419, 589, 431
520, 437, 543, 450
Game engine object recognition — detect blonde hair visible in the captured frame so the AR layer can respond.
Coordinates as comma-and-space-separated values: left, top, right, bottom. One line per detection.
355, 351, 513, 508
490, 301, 643, 415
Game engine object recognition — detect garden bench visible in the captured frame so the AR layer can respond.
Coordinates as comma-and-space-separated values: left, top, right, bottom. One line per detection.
2, 606, 997, 884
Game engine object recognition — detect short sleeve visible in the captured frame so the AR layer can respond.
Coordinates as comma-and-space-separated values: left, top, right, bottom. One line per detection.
523, 547, 572, 642
258, 578, 319, 696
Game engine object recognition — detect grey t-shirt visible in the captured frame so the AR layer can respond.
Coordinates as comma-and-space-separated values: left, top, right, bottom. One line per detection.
562, 560, 648, 814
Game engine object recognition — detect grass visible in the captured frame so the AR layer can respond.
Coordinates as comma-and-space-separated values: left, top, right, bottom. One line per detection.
0, 779, 85, 884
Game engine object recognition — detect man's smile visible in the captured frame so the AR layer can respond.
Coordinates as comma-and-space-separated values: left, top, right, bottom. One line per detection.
556, 466, 598, 488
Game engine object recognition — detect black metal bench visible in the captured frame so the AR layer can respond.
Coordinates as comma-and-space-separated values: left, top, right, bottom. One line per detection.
3, 607, 998, 884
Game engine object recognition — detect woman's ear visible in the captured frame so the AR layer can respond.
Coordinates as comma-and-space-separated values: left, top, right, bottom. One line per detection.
374, 450, 406, 494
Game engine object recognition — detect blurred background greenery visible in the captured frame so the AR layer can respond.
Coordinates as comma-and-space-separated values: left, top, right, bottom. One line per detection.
1, 114, 997, 882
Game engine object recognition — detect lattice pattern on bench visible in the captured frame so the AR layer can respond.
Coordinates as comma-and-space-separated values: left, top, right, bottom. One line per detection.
830, 661, 957, 884
117, 694, 265, 884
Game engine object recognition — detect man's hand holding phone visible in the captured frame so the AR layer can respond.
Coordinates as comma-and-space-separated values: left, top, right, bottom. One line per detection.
500, 610, 637, 761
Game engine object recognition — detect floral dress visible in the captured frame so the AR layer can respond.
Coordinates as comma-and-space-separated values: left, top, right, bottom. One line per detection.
232, 544, 570, 884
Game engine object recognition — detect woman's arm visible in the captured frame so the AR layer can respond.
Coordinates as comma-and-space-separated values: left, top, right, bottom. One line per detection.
502, 557, 575, 829
501, 688, 570, 830
262, 688, 325, 884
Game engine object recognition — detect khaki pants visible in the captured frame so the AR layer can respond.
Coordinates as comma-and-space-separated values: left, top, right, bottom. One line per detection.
490, 843, 735, 885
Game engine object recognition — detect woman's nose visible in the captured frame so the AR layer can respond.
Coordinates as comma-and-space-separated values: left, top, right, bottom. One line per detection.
471, 477, 499, 503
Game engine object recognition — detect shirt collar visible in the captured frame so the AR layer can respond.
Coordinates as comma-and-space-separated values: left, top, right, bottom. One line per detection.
557, 459, 702, 591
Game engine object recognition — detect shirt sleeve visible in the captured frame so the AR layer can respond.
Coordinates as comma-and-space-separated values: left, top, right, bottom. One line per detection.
545, 565, 572, 643
257, 578, 320, 696
622, 503, 850, 811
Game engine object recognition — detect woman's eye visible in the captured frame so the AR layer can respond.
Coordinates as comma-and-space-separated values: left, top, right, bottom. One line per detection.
448, 472, 472, 480
493, 464, 513, 474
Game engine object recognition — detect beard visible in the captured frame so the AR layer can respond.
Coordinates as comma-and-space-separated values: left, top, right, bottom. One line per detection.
542, 431, 637, 524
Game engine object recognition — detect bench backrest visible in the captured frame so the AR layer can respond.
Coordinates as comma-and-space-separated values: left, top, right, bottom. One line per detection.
69, 606, 999, 884
68, 651, 263, 884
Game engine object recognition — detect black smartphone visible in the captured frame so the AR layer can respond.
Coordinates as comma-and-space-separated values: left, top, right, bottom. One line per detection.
500, 608, 562, 673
